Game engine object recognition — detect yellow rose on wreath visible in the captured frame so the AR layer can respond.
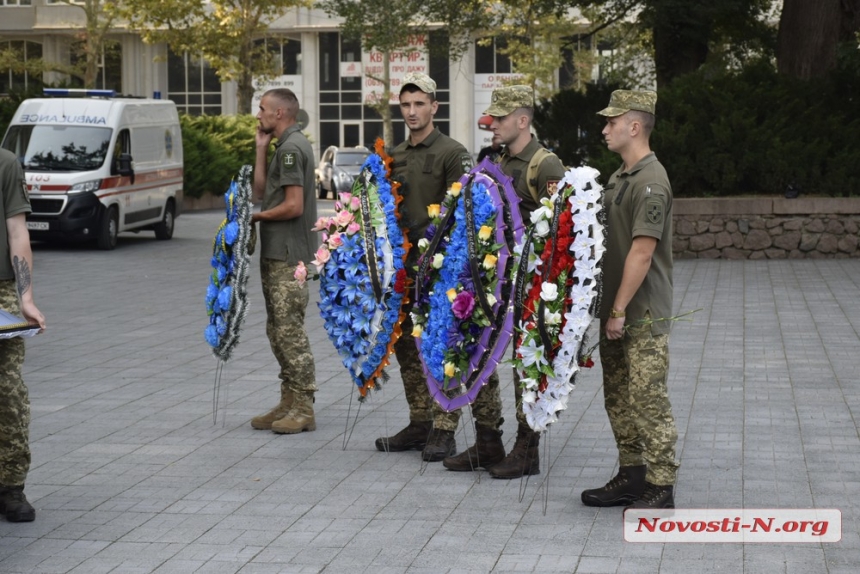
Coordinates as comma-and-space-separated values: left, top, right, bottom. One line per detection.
483, 253, 498, 270
427, 204, 441, 218
448, 182, 462, 197
478, 225, 493, 241
444, 362, 456, 378
446, 288, 458, 302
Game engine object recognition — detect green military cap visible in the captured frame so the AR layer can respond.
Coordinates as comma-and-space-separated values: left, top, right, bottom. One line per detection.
401, 72, 436, 95
597, 89, 657, 117
483, 85, 534, 117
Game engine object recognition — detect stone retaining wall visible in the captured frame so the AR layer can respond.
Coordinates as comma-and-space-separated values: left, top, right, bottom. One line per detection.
672, 198, 860, 259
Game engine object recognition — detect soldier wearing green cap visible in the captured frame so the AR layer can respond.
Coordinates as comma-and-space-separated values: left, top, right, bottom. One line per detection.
374, 71, 474, 463
580, 89, 679, 510
442, 84, 565, 480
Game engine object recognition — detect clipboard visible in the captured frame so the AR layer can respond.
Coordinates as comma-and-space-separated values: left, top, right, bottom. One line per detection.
0, 309, 40, 339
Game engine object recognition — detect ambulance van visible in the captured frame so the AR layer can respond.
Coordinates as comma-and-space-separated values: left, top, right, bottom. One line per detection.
1, 90, 184, 250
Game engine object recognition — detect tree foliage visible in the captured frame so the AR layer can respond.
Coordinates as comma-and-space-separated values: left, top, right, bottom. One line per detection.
118, 0, 310, 114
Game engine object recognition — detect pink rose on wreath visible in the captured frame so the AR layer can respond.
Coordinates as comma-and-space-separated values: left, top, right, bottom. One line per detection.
294, 261, 308, 286
346, 221, 361, 235
312, 216, 330, 231
335, 210, 354, 227
328, 232, 344, 249
350, 196, 361, 211
312, 245, 331, 271
451, 290, 476, 320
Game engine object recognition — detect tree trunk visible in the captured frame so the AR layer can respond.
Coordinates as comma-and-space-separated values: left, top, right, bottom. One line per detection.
237, 37, 254, 115
777, 0, 843, 79
651, 0, 711, 87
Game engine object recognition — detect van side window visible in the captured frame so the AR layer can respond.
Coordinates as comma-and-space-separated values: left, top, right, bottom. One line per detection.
112, 129, 131, 175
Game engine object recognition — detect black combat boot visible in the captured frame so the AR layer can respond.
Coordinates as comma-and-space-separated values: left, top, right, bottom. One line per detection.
443, 424, 505, 471
488, 424, 540, 479
627, 482, 675, 509
0, 485, 36, 522
581, 465, 647, 507
421, 428, 456, 462
375, 421, 432, 452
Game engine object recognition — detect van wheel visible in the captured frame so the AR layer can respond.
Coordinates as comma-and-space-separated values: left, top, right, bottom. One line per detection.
97, 205, 118, 250
154, 200, 175, 240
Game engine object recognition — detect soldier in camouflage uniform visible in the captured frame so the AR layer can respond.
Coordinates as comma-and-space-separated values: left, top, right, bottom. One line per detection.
580, 89, 679, 509
0, 147, 46, 522
374, 72, 475, 462
249, 88, 318, 434
444, 86, 566, 478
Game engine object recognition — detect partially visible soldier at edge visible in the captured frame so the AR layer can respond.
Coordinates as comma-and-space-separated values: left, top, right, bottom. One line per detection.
249, 88, 319, 435
443, 85, 566, 479
374, 72, 475, 462
0, 147, 46, 523
580, 89, 679, 509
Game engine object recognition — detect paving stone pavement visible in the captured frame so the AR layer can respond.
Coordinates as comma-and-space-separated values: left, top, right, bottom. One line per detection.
1, 206, 858, 574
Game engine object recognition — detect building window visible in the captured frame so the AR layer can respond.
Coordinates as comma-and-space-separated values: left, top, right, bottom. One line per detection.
257, 36, 302, 75
167, 51, 221, 115
317, 31, 451, 151
1, 0, 33, 5
475, 37, 513, 75
68, 39, 122, 92
0, 40, 42, 96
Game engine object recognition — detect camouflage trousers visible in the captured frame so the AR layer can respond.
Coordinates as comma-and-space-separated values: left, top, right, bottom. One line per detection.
260, 259, 317, 397
394, 315, 460, 431
462, 370, 503, 430
0, 280, 29, 487
600, 321, 679, 486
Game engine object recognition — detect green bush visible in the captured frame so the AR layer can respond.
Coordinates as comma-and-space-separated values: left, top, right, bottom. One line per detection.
535, 53, 860, 197
180, 114, 257, 198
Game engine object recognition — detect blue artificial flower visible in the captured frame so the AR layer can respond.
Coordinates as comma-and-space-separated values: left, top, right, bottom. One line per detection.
224, 221, 239, 245
217, 286, 232, 313
204, 324, 220, 347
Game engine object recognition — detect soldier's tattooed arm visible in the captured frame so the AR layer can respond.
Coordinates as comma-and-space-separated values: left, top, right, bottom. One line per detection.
7, 213, 45, 331
12, 255, 31, 298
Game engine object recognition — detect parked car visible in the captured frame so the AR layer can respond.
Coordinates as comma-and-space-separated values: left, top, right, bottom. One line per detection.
317, 145, 370, 199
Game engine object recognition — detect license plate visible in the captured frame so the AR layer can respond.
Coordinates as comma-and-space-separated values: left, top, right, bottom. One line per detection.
26, 221, 49, 231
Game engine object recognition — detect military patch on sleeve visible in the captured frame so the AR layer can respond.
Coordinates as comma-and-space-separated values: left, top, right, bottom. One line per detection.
646, 199, 664, 224
283, 152, 296, 170
460, 153, 474, 174
546, 179, 560, 196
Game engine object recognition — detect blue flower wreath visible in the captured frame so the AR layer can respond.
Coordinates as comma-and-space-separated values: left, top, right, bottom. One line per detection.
416, 181, 496, 383
204, 165, 253, 362
317, 151, 408, 397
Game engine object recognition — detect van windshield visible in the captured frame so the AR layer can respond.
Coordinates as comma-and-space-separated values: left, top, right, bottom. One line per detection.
2, 125, 112, 172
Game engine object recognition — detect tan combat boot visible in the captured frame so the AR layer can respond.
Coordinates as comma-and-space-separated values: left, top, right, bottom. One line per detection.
250, 391, 294, 430
271, 392, 316, 434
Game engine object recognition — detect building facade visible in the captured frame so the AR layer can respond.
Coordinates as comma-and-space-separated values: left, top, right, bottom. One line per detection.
0, 3, 587, 160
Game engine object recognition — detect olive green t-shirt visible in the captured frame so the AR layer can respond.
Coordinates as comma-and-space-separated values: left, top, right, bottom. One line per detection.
497, 137, 566, 221
259, 125, 318, 265
391, 127, 473, 264
0, 149, 31, 280
600, 152, 674, 335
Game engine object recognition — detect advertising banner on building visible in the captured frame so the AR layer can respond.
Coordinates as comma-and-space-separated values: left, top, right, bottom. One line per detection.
362, 35, 428, 106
